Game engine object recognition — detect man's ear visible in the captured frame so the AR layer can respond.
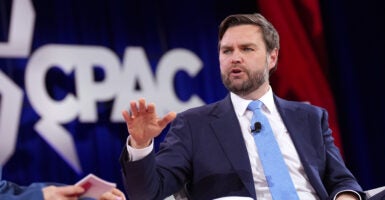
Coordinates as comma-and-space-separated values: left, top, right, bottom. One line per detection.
268, 48, 279, 70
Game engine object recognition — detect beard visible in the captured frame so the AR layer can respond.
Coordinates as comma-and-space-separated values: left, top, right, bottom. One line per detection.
221, 65, 268, 97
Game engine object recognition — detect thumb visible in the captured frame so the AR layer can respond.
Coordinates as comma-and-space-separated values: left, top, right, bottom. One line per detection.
58, 185, 85, 196
158, 112, 176, 128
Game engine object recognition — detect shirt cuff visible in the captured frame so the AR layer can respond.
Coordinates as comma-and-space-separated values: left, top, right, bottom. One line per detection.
334, 190, 362, 200
125, 136, 153, 161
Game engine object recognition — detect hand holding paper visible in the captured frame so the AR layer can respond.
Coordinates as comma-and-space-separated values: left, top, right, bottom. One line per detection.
75, 173, 118, 199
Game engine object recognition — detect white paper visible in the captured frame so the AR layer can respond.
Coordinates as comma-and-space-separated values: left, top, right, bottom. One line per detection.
75, 173, 116, 198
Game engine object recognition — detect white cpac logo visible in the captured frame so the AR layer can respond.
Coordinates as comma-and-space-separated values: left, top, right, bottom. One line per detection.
0, 0, 34, 166
0, 0, 204, 173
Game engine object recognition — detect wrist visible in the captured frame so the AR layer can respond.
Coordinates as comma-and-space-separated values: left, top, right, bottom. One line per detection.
129, 138, 151, 149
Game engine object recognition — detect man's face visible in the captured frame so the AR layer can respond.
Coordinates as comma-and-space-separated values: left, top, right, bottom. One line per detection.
219, 25, 275, 97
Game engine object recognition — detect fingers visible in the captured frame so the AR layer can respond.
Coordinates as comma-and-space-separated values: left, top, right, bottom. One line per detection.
122, 98, 176, 128
110, 188, 126, 200
42, 185, 85, 200
147, 103, 155, 113
129, 100, 139, 117
122, 110, 131, 122
128, 98, 148, 118
138, 98, 146, 113
99, 188, 126, 200
158, 111, 177, 128
124, 98, 156, 118
56, 185, 85, 196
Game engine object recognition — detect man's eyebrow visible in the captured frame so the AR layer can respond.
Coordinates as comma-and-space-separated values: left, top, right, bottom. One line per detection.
220, 43, 257, 49
219, 45, 232, 49
239, 43, 257, 47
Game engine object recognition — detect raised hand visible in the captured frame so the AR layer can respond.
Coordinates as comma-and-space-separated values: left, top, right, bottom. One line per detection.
122, 98, 176, 148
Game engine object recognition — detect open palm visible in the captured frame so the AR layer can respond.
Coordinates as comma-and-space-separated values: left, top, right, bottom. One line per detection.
122, 98, 176, 148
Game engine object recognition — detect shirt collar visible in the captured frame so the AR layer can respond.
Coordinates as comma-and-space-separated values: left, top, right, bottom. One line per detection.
230, 86, 275, 117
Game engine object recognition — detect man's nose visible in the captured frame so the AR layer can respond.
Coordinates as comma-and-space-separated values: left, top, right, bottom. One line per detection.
231, 50, 242, 63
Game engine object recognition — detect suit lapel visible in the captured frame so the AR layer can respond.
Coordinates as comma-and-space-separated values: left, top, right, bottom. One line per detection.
275, 97, 309, 152
274, 96, 326, 197
209, 96, 256, 198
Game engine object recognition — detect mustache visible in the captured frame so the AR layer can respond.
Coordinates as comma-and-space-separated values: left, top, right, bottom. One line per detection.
227, 65, 247, 74
229, 64, 246, 69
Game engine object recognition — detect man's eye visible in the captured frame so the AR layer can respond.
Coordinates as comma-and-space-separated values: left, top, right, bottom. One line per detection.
243, 47, 254, 52
222, 49, 232, 54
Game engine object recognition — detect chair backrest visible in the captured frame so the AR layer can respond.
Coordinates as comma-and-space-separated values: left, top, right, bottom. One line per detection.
366, 186, 385, 200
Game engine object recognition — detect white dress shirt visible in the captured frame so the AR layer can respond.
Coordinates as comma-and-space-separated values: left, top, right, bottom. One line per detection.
230, 88, 319, 200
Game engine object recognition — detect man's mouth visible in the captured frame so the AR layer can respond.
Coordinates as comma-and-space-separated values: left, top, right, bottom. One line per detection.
231, 68, 242, 74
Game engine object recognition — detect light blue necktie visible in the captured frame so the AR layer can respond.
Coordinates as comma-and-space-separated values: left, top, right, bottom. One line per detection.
248, 100, 299, 200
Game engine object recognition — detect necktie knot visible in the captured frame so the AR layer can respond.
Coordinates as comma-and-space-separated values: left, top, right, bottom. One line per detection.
247, 100, 262, 111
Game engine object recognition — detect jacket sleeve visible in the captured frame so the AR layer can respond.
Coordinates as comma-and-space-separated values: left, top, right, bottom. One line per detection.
119, 114, 192, 200
0, 180, 45, 200
318, 108, 365, 199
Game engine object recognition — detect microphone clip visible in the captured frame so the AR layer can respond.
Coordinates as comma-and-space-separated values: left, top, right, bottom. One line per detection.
251, 122, 262, 133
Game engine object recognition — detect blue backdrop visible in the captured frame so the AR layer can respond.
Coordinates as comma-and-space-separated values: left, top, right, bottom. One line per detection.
1, 0, 384, 196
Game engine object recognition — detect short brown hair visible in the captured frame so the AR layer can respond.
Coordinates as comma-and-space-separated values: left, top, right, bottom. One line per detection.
218, 13, 280, 53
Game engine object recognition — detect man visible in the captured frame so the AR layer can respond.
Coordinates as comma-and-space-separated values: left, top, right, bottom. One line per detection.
1, 165, 126, 200
119, 13, 364, 200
